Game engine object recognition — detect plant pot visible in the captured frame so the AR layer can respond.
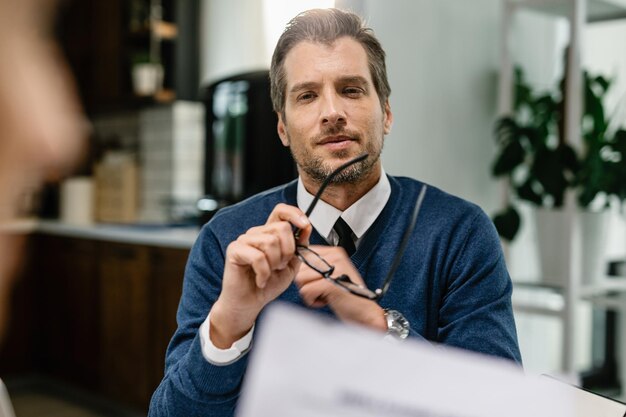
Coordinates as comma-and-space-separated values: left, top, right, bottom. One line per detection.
132, 63, 164, 96
535, 208, 570, 287
579, 210, 609, 285
535, 208, 609, 287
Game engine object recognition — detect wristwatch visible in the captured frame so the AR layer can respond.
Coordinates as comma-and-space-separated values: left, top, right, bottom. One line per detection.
383, 309, 410, 340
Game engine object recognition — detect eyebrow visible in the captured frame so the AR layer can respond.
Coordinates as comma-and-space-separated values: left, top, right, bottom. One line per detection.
290, 81, 319, 94
339, 76, 369, 86
289, 76, 370, 94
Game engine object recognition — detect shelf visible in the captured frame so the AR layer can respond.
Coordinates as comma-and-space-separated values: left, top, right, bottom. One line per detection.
510, 0, 626, 21
128, 21, 177, 40
580, 277, 626, 296
0, 218, 38, 233
57, 0, 199, 114
589, 0, 626, 20
501, 0, 626, 386
513, 284, 565, 316
152, 20, 177, 40
512, 278, 626, 316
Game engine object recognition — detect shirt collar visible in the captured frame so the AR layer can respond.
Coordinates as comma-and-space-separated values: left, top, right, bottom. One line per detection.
296, 168, 391, 242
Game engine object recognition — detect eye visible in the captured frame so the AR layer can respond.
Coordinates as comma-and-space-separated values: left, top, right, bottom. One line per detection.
343, 87, 365, 97
297, 92, 317, 102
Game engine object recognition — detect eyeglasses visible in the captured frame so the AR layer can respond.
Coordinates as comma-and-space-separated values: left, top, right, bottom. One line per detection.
294, 153, 427, 301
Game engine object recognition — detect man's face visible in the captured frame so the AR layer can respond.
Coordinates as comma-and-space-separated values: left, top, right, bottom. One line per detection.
277, 37, 392, 185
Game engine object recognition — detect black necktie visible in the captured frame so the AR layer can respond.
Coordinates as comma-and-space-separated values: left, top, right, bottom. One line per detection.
333, 217, 356, 256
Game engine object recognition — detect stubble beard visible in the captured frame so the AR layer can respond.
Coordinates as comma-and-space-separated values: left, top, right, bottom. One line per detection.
287, 127, 383, 185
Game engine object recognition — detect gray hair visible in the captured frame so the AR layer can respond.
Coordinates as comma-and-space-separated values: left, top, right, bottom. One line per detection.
269, 8, 391, 116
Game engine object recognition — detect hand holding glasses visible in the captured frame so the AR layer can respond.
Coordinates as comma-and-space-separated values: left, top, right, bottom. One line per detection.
294, 154, 427, 302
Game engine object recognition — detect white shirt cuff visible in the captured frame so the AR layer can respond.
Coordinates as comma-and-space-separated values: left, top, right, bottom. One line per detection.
199, 311, 254, 365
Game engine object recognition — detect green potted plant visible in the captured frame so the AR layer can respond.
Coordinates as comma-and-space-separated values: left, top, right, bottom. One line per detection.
491, 66, 624, 240
491, 66, 626, 284
131, 51, 163, 96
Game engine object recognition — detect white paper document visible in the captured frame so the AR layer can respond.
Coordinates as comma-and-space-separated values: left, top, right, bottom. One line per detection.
541, 376, 626, 417
237, 303, 579, 417
0, 380, 16, 417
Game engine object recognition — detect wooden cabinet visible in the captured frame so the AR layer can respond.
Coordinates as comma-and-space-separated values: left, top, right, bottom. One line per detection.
37, 235, 100, 389
0, 237, 39, 374
0, 234, 189, 411
149, 247, 186, 390
98, 242, 152, 407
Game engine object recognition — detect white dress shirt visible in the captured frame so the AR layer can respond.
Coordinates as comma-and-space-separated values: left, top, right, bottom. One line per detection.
297, 168, 391, 247
199, 170, 391, 364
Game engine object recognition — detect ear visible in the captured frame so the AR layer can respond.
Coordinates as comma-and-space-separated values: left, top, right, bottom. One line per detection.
383, 100, 393, 135
277, 112, 289, 147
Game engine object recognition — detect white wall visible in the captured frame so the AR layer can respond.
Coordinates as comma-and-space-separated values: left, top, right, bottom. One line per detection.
361, 0, 503, 213
200, 0, 335, 86
200, 0, 267, 85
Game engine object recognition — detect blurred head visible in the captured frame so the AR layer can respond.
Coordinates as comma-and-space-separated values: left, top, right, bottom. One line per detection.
0, 0, 86, 342
270, 8, 391, 117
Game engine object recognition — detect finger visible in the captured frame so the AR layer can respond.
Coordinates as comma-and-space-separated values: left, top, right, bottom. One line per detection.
307, 245, 365, 286
266, 203, 309, 228
266, 203, 312, 246
298, 279, 336, 308
243, 222, 298, 267
269, 221, 299, 263
238, 233, 283, 271
294, 262, 324, 288
246, 224, 268, 235
227, 241, 272, 288
286, 255, 303, 277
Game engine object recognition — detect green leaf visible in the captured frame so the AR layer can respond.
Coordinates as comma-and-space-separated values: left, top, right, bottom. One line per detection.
494, 117, 518, 145
532, 148, 568, 206
492, 206, 521, 241
517, 178, 543, 205
519, 126, 543, 148
595, 75, 610, 93
560, 144, 580, 173
492, 140, 525, 176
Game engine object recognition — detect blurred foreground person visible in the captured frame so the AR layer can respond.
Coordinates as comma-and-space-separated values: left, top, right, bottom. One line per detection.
0, 0, 86, 344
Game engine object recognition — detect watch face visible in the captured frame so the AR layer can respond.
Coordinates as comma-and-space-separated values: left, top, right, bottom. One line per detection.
385, 309, 409, 339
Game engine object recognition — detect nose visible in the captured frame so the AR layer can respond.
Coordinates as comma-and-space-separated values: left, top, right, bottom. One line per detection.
320, 91, 346, 127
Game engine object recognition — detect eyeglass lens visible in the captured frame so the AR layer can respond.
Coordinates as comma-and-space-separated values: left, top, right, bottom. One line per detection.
296, 246, 334, 276
333, 275, 378, 300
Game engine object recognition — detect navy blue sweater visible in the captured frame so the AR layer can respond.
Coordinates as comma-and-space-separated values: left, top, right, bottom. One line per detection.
149, 176, 521, 417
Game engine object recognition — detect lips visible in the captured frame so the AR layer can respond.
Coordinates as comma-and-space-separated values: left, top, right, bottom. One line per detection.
317, 135, 355, 145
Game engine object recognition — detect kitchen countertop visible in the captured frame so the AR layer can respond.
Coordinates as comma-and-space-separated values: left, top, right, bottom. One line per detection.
6, 220, 202, 249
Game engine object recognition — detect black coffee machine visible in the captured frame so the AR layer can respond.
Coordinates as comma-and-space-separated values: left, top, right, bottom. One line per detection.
199, 70, 297, 223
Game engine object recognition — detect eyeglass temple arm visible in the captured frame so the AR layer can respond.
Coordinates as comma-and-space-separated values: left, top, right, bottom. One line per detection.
304, 152, 369, 217
378, 184, 428, 299
294, 152, 370, 242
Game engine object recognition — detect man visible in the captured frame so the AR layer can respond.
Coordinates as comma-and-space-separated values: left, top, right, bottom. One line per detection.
149, 8, 521, 417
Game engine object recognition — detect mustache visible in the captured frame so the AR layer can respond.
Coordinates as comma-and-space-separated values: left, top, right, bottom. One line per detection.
313, 125, 361, 142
